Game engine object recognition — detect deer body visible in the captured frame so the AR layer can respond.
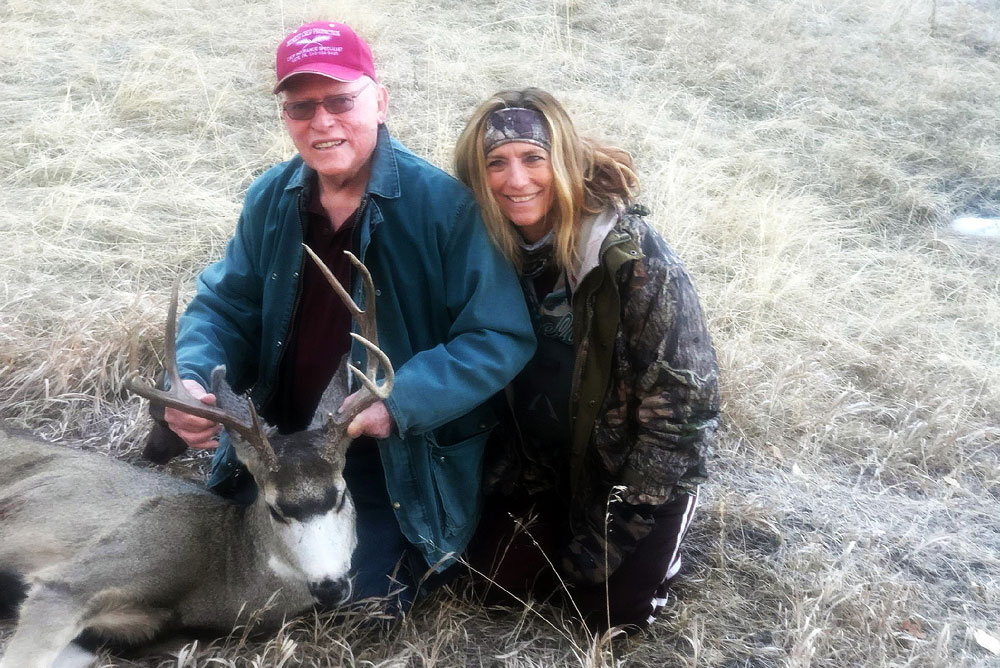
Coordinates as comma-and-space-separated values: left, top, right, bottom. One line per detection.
0, 249, 389, 668
0, 430, 349, 668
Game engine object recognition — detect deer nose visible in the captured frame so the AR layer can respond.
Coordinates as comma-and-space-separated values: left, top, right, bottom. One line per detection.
310, 576, 352, 607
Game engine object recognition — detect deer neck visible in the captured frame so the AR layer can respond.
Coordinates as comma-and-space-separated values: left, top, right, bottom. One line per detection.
214, 499, 279, 570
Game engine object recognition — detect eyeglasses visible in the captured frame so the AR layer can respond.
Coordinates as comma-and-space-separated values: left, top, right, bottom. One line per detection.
281, 79, 373, 121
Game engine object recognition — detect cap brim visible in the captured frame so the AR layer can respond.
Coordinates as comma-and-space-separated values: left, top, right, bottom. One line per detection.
273, 65, 366, 94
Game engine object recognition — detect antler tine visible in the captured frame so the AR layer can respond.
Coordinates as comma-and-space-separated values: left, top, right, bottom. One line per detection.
164, 281, 181, 388
302, 244, 394, 425
246, 400, 278, 471
124, 281, 273, 462
302, 245, 362, 319
345, 251, 379, 367
348, 333, 394, 400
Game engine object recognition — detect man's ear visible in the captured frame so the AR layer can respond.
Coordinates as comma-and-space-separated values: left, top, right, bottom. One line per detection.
376, 84, 389, 124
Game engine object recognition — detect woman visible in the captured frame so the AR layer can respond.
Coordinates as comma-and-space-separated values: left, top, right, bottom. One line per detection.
455, 88, 720, 633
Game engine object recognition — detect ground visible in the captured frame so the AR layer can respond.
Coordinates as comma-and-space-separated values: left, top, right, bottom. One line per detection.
1, 0, 998, 666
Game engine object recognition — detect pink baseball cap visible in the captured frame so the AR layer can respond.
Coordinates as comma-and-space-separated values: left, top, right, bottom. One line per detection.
274, 21, 377, 93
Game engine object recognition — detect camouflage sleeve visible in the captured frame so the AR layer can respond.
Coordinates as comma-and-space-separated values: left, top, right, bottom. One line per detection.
619, 230, 720, 505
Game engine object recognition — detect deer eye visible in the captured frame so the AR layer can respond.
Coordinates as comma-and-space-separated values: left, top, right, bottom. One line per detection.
267, 505, 290, 525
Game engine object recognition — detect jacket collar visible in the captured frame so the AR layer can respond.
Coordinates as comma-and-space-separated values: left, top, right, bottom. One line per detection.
283, 124, 401, 200
365, 124, 401, 199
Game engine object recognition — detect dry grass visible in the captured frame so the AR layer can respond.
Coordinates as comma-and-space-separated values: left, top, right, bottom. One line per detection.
2, 0, 999, 666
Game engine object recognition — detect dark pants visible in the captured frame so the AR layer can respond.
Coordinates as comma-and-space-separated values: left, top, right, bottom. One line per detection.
342, 441, 418, 614
466, 489, 698, 632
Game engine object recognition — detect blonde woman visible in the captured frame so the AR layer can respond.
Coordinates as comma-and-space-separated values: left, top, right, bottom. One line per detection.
455, 88, 720, 632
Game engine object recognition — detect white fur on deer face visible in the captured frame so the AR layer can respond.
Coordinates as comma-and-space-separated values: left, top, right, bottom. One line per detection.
260, 440, 357, 607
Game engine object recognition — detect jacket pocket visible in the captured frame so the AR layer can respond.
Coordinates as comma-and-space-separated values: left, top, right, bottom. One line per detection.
428, 426, 491, 541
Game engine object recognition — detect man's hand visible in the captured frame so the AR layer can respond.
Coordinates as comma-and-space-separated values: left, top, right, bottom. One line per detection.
340, 391, 394, 439
164, 379, 221, 450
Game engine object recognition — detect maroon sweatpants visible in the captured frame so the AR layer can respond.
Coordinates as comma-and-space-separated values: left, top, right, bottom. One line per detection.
465, 489, 698, 633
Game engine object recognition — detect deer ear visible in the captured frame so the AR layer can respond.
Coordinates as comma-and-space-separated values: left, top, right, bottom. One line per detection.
210, 367, 246, 417
307, 354, 352, 431
210, 366, 278, 477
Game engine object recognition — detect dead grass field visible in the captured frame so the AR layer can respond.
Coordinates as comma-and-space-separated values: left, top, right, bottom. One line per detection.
2, 0, 999, 666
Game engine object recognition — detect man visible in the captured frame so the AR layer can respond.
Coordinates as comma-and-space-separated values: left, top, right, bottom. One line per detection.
159, 21, 535, 614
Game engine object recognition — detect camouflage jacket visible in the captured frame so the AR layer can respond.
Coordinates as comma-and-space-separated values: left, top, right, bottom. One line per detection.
486, 204, 720, 583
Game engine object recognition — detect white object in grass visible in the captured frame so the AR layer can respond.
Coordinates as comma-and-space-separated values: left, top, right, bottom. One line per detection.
974, 628, 1000, 655
951, 216, 1000, 238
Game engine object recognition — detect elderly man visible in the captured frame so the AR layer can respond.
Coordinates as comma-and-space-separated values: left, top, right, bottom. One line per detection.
159, 21, 534, 614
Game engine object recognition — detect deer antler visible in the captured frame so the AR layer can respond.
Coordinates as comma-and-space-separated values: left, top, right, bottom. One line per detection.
125, 281, 277, 472
301, 245, 394, 430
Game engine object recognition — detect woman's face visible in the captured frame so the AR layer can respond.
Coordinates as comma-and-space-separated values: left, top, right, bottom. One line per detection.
485, 141, 555, 243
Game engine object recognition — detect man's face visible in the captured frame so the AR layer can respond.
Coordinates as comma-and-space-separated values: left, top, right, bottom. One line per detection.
281, 74, 388, 190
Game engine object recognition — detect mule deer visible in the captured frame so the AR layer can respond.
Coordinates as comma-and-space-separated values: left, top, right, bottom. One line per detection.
0, 247, 391, 668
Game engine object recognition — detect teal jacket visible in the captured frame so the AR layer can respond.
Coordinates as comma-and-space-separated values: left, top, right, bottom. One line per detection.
175, 126, 535, 568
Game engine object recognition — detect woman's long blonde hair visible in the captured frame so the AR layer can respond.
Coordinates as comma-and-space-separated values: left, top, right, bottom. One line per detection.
455, 88, 639, 272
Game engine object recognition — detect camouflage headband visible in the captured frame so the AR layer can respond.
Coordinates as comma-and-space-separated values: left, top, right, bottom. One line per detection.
483, 107, 551, 154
